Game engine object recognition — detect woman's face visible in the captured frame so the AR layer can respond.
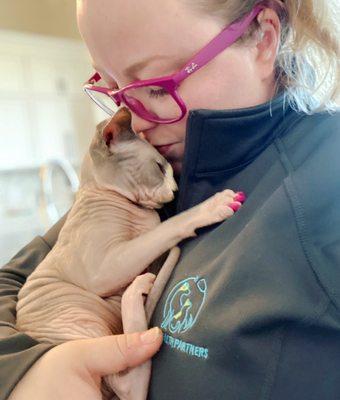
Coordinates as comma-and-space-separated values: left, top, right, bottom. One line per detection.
77, 0, 277, 175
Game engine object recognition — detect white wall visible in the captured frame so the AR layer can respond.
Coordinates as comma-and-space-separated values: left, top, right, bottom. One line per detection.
0, 30, 108, 265
0, 29, 107, 170
0, 0, 81, 40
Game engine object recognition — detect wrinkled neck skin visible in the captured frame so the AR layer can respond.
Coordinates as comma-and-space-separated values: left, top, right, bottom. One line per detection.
76, 150, 160, 242
16, 164, 161, 345
80, 151, 138, 205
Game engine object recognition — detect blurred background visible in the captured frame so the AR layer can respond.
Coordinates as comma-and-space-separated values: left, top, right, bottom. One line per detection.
0, 0, 107, 265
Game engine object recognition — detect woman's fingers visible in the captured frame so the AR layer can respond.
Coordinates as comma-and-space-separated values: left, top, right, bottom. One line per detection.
8, 328, 163, 400
73, 327, 163, 377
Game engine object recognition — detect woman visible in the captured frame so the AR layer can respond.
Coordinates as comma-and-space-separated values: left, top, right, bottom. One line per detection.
2, 0, 339, 399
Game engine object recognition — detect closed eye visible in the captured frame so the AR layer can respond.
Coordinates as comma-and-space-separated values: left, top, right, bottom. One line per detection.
149, 87, 168, 98
156, 161, 166, 175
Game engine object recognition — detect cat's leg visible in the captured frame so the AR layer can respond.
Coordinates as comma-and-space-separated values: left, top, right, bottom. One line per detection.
95, 189, 245, 296
105, 272, 157, 400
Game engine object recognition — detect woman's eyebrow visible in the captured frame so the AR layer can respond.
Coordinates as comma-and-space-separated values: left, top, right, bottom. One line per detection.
123, 55, 171, 77
123, 54, 187, 78
92, 55, 188, 81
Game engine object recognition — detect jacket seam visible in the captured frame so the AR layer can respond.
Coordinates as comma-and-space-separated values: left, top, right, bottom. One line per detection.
38, 235, 53, 251
0, 322, 16, 329
273, 137, 336, 315
262, 299, 332, 400
260, 325, 288, 400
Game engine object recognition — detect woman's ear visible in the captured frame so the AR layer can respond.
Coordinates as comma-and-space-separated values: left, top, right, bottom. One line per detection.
255, 8, 281, 81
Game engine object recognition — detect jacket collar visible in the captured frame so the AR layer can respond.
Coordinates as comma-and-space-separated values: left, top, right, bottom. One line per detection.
160, 94, 297, 219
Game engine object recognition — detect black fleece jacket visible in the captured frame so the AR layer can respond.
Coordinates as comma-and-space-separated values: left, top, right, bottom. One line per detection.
1, 95, 340, 400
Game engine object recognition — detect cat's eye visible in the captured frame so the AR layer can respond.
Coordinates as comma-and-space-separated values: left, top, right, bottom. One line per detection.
156, 161, 166, 175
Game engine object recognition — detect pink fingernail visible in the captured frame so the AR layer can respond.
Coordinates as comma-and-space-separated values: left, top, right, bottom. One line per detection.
234, 193, 246, 202
229, 202, 241, 212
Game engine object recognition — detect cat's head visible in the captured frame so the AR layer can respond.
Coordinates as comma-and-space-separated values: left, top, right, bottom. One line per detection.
81, 107, 177, 209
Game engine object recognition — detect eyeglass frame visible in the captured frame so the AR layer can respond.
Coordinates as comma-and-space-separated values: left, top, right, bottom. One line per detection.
83, 3, 265, 125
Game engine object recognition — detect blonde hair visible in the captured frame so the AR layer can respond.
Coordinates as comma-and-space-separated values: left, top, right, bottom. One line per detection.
182, 0, 340, 114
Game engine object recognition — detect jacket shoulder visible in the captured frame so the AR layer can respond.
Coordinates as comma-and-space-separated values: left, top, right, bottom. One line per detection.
276, 111, 340, 311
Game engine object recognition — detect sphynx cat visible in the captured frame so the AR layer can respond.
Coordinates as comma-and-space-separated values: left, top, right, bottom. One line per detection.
16, 107, 245, 400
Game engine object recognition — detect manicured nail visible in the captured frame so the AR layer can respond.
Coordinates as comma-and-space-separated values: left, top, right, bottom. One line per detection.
229, 202, 241, 212
234, 193, 246, 202
140, 327, 161, 345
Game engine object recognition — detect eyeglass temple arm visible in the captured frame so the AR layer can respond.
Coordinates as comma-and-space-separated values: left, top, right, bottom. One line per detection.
86, 5, 264, 87
172, 4, 264, 86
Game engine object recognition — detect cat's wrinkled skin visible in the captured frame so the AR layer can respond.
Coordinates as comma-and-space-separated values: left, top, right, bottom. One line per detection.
16, 107, 242, 400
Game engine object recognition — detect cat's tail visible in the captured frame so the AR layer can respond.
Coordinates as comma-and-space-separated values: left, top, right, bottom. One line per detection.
145, 246, 181, 324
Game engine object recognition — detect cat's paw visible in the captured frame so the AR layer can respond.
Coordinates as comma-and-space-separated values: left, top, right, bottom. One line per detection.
196, 189, 246, 226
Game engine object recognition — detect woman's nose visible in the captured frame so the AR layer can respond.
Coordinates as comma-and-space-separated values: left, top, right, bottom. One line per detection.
129, 109, 157, 135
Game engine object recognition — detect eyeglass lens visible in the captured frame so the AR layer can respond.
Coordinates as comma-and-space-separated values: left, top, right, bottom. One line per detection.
88, 84, 182, 122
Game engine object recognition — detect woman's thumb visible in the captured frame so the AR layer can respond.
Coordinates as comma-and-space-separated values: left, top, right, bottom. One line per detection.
78, 327, 163, 376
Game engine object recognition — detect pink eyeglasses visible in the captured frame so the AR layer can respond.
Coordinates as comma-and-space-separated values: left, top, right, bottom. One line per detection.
84, 4, 265, 125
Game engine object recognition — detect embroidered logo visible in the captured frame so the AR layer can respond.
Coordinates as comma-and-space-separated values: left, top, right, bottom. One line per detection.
161, 276, 207, 334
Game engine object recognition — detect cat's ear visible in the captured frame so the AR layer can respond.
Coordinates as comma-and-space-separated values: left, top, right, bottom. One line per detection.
89, 107, 134, 166
102, 107, 133, 148
102, 118, 120, 148
89, 119, 111, 164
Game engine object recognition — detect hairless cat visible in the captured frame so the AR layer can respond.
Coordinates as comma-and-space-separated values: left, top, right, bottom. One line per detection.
15, 107, 245, 400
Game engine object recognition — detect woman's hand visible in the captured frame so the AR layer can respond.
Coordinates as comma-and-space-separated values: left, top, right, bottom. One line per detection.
8, 327, 162, 400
